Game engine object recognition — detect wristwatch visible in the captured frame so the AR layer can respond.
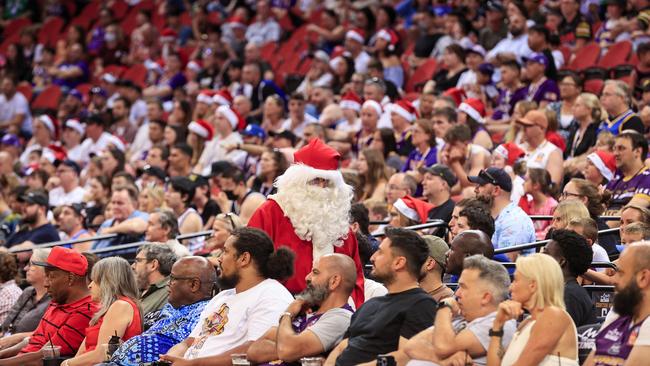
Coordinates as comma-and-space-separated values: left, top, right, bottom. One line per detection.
489, 328, 504, 337
279, 311, 293, 323
437, 301, 453, 311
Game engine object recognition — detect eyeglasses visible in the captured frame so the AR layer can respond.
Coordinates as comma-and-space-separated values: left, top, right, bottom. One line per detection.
169, 274, 199, 283
478, 169, 498, 186
133, 257, 150, 263
559, 192, 583, 200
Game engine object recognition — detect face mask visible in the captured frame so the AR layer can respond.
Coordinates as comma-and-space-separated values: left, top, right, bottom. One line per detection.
224, 189, 239, 201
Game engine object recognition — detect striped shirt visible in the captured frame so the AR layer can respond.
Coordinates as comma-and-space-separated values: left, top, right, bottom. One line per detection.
21, 295, 99, 356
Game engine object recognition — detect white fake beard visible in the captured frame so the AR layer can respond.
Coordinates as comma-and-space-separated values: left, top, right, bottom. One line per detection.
272, 165, 354, 259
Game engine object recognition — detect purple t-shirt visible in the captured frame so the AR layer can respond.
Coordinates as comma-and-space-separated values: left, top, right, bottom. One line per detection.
492, 86, 527, 120
605, 167, 650, 211
402, 146, 437, 172
526, 78, 560, 104
53, 61, 89, 89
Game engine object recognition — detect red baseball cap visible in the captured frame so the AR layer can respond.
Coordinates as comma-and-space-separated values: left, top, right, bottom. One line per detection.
33, 246, 88, 276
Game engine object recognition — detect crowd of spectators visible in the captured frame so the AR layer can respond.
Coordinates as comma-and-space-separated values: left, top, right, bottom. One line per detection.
1, 0, 650, 365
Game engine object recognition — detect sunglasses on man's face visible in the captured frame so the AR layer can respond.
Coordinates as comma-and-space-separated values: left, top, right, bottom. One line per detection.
478, 170, 498, 186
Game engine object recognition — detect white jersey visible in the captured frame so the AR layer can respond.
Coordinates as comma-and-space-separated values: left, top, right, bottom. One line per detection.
521, 140, 560, 170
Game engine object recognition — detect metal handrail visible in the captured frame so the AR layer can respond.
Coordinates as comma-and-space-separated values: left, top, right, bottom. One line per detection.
372, 220, 447, 237
8, 233, 119, 253
493, 228, 621, 255
529, 215, 621, 221
499, 261, 617, 269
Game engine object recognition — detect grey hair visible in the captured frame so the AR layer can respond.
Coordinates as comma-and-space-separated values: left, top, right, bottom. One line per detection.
90, 257, 140, 325
136, 243, 177, 276
31, 248, 51, 262
604, 79, 631, 106
462, 255, 511, 304
155, 209, 179, 239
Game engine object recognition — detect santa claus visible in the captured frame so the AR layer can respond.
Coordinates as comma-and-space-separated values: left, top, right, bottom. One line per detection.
248, 138, 365, 306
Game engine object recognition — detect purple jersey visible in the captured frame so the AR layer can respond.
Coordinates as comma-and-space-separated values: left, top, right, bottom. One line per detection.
402, 146, 437, 172
605, 167, 650, 211
492, 86, 527, 121
593, 313, 648, 365
526, 78, 560, 104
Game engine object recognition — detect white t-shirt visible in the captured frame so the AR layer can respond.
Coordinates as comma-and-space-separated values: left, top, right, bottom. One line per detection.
591, 243, 610, 273
364, 277, 388, 300
0, 91, 32, 133
48, 186, 86, 207
280, 113, 318, 138
184, 279, 293, 360
198, 132, 245, 176
79, 132, 123, 164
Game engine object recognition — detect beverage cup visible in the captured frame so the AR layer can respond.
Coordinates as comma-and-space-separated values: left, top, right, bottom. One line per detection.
301, 357, 324, 366
42, 345, 62, 366
231, 353, 250, 365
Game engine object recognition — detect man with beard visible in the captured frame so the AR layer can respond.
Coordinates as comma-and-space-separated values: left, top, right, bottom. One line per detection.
486, 11, 532, 65
469, 168, 535, 261
57, 203, 93, 251
247, 254, 356, 364
132, 244, 177, 323
325, 228, 436, 366
248, 138, 365, 307
583, 241, 650, 366
160, 228, 295, 365
110, 257, 215, 366
4, 190, 59, 248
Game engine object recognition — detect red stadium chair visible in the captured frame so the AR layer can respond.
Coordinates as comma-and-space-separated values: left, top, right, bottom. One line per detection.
75, 83, 92, 98
122, 64, 147, 88
297, 58, 312, 76
598, 41, 632, 69
32, 85, 62, 111
3, 17, 31, 38
260, 42, 277, 62
565, 43, 601, 71
112, 1, 129, 20
103, 65, 126, 79
120, 9, 140, 35
132, 0, 155, 12
16, 83, 33, 102
405, 58, 437, 92
583, 79, 604, 95
38, 17, 64, 47
78, 1, 101, 23
0, 32, 20, 54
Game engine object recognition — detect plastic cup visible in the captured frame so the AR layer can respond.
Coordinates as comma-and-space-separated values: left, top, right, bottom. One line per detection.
42, 345, 61, 359
231, 353, 250, 365
301, 357, 324, 366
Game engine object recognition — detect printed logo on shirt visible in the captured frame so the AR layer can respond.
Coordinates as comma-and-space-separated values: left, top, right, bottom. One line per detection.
186, 303, 230, 358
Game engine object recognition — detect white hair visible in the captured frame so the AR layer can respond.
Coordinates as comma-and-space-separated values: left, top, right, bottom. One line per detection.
272, 164, 354, 259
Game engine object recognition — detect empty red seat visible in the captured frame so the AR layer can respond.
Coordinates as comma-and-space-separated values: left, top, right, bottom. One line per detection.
38, 17, 64, 47
32, 85, 62, 111
565, 43, 601, 71
122, 64, 147, 88
75, 83, 92, 98
3, 17, 31, 38
583, 79, 604, 95
16, 83, 33, 101
598, 41, 632, 69
405, 58, 437, 92
103, 65, 127, 79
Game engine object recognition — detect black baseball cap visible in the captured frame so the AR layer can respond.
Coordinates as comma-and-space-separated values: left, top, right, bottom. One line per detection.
21, 190, 49, 207
420, 164, 458, 188
468, 167, 512, 192
142, 165, 167, 182
268, 129, 297, 145
55, 159, 81, 175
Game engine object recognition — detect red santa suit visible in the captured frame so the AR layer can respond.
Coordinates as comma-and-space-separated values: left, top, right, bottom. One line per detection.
248, 139, 365, 307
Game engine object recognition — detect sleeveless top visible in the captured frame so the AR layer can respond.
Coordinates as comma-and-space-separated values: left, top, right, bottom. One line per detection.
502, 319, 579, 366
599, 109, 635, 135
84, 296, 142, 352
179, 208, 204, 253
593, 314, 649, 365
522, 140, 559, 170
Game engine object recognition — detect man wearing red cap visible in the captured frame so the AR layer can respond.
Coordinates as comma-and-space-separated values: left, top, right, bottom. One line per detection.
248, 139, 365, 307
0, 247, 98, 364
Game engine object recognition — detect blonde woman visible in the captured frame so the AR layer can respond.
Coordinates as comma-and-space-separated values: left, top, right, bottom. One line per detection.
487, 253, 579, 366
550, 199, 590, 231
61, 258, 141, 366
564, 93, 608, 174
138, 186, 165, 213
197, 212, 244, 267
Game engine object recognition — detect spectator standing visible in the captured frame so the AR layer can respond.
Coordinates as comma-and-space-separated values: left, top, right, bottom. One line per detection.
160, 228, 295, 364
544, 229, 597, 327
325, 228, 436, 365
470, 168, 535, 261
583, 242, 650, 366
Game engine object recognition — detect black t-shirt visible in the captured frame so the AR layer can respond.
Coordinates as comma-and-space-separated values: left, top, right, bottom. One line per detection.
199, 199, 221, 225
336, 288, 436, 365
5, 223, 60, 248
414, 33, 444, 58
564, 280, 597, 327
621, 115, 645, 135
428, 199, 455, 223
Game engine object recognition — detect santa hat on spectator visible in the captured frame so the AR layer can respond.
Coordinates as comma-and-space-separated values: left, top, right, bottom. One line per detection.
345, 28, 365, 44
196, 90, 215, 105
394, 195, 434, 224
443, 87, 466, 106
217, 105, 245, 130
227, 16, 247, 29
64, 119, 85, 136
458, 98, 486, 124
37, 115, 59, 139
493, 142, 525, 166
160, 28, 178, 42
390, 100, 418, 122
213, 89, 233, 106
186, 60, 202, 73
361, 100, 383, 116
188, 119, 214, 140
587, 150, 616, 181
46, 144, 68, 163
340, 91, 362, 112
375, 28, 399, 51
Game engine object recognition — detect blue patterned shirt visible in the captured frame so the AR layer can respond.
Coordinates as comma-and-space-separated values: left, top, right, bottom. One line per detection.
492, 202, 536, 251
110, 300, 209, 366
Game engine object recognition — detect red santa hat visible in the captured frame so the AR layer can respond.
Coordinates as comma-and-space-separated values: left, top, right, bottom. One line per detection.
188, 119, 215, 141
493, 142, 525, 166
186, 60, 202, 73
389, 99, 418, 122
160, 28, 178, 42
587, 150, 616, 181
361, 100, 382, 116
37, 115, 58, 139
212, 89, 233, 106
46, 144, 67, 163
294, 138, 341, 171
340, 91, 362, 112
216, 105, 244, 130
345, 28, 365, 44
443, 87, 466, 106
227, 16, 247, 29
375, 28, 399, 49
458, 98, 486, 124
393, 195, 434, 224
196, 90, 215, 105
65, 118, 85, 135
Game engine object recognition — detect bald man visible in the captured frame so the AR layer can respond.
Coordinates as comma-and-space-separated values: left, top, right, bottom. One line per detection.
444, 230, 494, 276
110, 257, 216, 366
247, 254, 356, 364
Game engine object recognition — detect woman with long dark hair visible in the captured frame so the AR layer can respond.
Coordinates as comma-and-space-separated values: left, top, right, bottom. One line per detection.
357, 148, 390, 201
247, 149, 289, 197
